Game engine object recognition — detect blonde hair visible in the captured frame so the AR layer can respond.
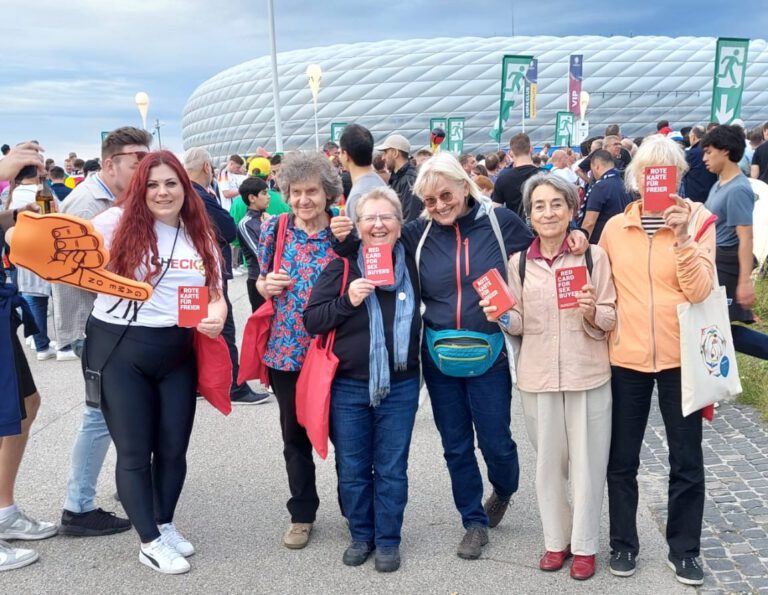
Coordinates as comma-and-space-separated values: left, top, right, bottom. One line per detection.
625, 134, 688, 192
412, 152, 484, 218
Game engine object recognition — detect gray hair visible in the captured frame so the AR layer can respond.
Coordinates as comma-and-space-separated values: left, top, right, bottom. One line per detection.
690, 125, 706, 140
277, 151, 343, 206
355, 186, 403, 222
522, 173, 580, 217
182, 147, 212, 173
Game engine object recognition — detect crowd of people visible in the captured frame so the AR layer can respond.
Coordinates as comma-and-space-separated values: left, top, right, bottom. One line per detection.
0, 114, 766, 585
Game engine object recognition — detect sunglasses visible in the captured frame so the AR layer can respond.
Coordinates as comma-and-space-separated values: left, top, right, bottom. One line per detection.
111, 150, 149, 162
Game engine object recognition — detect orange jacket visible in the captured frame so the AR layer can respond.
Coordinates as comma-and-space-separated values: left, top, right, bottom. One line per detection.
598, 200, 715, 372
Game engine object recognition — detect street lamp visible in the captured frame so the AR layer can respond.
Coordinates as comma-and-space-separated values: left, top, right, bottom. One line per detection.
306, 64, 322, 151
134, 92, 149, 130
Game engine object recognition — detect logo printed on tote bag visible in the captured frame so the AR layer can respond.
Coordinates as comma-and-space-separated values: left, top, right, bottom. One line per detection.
699, 325, 730, 377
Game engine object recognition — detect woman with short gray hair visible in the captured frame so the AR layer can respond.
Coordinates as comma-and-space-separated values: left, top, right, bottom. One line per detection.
483, 171, 616, 580
255, 151, 342, 551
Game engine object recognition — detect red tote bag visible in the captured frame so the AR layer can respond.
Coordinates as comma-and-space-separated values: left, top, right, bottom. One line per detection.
237, 214, 288, 388
193, 331, 233, 416
296, 258, 349, 459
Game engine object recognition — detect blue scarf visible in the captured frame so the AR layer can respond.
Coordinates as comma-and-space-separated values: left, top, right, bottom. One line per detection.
356, 242, 414, 407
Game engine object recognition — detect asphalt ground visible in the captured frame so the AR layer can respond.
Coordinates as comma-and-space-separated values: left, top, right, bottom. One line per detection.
1, 275, 689, 594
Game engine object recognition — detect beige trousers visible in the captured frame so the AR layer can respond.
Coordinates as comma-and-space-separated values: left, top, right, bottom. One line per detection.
521, 382, 612, 555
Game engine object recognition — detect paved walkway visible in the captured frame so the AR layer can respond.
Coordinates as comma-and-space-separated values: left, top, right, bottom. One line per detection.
1, 276, 765, 594
641, 399, 768, 594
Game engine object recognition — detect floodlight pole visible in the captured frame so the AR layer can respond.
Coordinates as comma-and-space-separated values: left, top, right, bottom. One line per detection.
268, 0, 284, 152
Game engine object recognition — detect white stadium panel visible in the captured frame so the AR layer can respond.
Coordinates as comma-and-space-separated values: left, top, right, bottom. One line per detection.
181, 35, 768, 160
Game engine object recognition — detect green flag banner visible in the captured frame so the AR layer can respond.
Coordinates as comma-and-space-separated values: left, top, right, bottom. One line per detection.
490, 54, 533, 142
554, 111, 575, 146
447, 117, 465, 154
711, 38, 750, 125
330, 122, 347, 144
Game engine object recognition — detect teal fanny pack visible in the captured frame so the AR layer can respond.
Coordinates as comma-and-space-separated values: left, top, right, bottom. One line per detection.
425, 328, 505, 378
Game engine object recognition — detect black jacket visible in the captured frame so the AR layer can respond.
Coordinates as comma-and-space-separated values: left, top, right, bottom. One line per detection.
193, 181, 237, 279
237, 208, 263, 280
304, 252, 421, 380
389, 162, 419, 222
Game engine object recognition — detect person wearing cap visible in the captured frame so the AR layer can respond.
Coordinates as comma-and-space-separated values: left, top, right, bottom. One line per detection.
375, 134, 419, 222
249, 156, 290, 216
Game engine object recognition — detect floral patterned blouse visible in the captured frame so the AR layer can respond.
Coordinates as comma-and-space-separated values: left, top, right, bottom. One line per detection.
256, 214, 337, 371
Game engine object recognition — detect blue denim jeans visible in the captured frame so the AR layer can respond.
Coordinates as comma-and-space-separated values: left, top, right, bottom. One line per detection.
423, 357, 519, 528
63, 406, 112, 513
23, 294, 50, 351
731, 324, 768, 360
330, 376, 419, 547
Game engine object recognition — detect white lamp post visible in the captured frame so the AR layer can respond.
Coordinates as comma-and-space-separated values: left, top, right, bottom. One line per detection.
134, 92, 150, 130
306, 64, 322, 151
577, 91, 590, 145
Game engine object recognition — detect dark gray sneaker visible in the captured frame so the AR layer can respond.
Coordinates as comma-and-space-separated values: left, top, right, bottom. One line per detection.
667, 554, 704, 586
483, 491, 511, 528
230, 388, 272, 405
456, 527, 488, 560
609, 551, 636, 577
342, 541, 373, 566
374, 546, 400, 572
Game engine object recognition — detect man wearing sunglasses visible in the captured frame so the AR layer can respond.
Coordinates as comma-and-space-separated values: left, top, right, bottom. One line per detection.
54, 126, 152, 538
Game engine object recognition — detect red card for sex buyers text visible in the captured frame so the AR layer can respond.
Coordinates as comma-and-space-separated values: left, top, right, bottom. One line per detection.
472, 268, 516, 320
363, 244, 395, 286
643, 165, 677, 213
555, 266, 587, 310
178, 286, 208, 327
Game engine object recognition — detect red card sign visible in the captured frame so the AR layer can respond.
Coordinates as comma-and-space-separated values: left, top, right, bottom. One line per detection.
643, 166, 677, 213
363, 245, 395, 286
472, 268, 516, 320
555, 266, 587, 310
178, 286, 208, 327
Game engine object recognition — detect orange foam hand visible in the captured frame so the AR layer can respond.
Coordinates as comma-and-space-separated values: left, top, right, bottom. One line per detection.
9, 212, 152, 302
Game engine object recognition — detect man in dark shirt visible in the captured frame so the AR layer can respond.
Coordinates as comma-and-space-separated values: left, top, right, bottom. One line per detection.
683, 126, 718, 202
375, 134, 419, 222
48, 166, 72, 202
579, 150, 631, 243
184, 147, 270, 405
750, 122, 768, 183
492, 133, 539, 216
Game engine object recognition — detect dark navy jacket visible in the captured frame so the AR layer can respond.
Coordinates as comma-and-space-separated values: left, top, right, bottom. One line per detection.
335, 198, 533, 335
192, 181, 237, 280
683, 143, 718, 203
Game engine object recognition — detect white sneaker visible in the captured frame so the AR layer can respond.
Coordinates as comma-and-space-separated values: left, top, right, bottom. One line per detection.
0, 510, 57, 541
36, 346, 57, 361
56, 350, 79, 362
0, 540, 39, 571
25, 336, 34, 349
231, 267, 244, 277
159, 522, 195, 557
139, 538, 190, 574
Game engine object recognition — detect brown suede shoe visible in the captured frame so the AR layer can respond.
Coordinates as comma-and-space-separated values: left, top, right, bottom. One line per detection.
283, 523, 313, 549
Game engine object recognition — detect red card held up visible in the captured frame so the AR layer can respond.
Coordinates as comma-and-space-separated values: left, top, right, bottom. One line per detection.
363, 244, 395, 286
555, 266, 587, 310
643, 165, 677, 213
178, 286, 208, 327
472, 268, 516, 320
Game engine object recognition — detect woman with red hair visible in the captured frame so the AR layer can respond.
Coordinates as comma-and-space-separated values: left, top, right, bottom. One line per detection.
84, 150, 225, 575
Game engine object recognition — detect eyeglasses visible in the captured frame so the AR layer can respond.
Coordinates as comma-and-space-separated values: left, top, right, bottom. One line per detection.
422, 191, 458, 208
357, 213, 400, 225
111, 151, 149, 162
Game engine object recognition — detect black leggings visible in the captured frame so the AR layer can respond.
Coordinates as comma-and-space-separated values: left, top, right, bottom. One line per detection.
246, 278, 265, 313
85, 317, 197, 543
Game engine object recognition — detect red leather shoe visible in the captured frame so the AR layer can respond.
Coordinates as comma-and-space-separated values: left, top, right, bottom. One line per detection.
570, 554, 596, 580
539, 546, 572, 571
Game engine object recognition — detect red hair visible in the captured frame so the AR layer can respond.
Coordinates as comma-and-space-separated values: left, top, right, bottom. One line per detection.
109, 150, 222, 298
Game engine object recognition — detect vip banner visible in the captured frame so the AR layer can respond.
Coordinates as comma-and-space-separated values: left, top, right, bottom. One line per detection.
568, 55, 583, 116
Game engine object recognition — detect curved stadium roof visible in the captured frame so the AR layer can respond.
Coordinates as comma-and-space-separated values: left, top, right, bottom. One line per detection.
182, 35, 768, 159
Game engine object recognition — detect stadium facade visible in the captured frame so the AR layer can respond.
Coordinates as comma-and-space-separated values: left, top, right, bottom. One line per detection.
182, 36, 768, 160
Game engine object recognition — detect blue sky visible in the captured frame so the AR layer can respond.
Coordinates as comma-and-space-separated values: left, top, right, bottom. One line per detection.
1, 0, 765, 164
